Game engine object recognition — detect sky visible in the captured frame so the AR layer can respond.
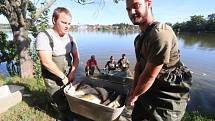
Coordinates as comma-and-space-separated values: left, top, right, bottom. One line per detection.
0, 0, 215, 25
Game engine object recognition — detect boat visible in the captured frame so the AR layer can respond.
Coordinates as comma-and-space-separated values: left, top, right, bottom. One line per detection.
64, 75, 131, 121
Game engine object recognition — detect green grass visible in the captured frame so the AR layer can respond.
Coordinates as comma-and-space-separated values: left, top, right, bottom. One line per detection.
0, 76, 56, 121
0, 76, 215, 121
182, 112, 215, 121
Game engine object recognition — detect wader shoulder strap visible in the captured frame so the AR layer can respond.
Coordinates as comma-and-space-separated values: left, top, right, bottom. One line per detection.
43, 31, 54, 50
134, 22, 160, 60
68, 35, 74, 51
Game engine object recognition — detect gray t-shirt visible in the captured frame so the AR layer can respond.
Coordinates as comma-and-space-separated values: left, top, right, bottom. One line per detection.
36, 29, 78, 56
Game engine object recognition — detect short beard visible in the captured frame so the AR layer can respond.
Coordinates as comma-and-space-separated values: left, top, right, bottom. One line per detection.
131, 17, 142, 25
130, 4, 148, 25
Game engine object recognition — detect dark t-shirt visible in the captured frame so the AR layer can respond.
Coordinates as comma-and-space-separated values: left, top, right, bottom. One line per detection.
134, 23, 180, 72
105, 61, 117, 70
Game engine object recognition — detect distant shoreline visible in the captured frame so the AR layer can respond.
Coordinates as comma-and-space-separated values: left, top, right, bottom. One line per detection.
0, 23, 139, 33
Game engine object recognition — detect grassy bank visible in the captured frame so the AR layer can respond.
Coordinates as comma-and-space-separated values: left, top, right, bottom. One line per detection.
0, 76, 214, 121
0, 76, 56, 121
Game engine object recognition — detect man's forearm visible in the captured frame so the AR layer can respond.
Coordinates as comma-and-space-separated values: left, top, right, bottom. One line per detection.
97, 66, 100, 72
72, 57, 79, 72
133, 73, 156, 97
70, 50, 80, 73
43, 60, 65, 79
39, 52, 65, 79
132, 62, 141, 89
132, 63, 163, 97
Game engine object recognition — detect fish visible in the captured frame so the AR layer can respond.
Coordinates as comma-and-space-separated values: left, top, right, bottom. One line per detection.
107, 95, 121, 108
102, 91, 117, 105
72, 82, 81, 91
95, 87, 109, 102
79, 94, 101, 104
72, 84, 99, 96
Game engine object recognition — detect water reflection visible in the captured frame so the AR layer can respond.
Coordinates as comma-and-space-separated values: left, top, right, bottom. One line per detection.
178, 32, 215, 50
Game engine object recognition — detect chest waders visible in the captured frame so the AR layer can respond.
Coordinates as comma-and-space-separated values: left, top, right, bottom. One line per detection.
132, 23, 192, 121
42, 31, 74, 114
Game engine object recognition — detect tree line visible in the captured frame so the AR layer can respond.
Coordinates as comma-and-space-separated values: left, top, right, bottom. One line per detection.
172, 13, 215, 33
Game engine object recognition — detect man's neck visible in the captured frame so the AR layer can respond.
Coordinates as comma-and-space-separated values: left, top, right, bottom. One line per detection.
139, 18, 155, 33
52, 27, 66, 37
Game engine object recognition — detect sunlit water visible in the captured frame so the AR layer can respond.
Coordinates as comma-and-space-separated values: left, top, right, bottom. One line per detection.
1, 31, 215, 115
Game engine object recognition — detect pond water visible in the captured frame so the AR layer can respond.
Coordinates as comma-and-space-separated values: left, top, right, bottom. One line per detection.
1, 31, 215, 115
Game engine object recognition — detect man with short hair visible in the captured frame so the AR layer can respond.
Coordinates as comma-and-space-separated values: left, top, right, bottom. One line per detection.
85, 55, 100, 76
125, 0, 192, 120
105, 56, 117, 73
117, 54, 129, 71
36, 7, 79, 120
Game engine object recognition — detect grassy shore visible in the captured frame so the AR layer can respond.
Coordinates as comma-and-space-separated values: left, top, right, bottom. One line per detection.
0, 76, 214, 121
0, 76, 56, 121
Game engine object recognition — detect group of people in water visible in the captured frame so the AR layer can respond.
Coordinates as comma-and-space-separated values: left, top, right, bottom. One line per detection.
85, 54, 130, 76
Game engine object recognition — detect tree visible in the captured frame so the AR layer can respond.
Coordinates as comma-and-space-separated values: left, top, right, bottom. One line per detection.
0, 0, 56, 78
172, 22, 181, 32
206, 13, 215, 32
189, 15, 206, 31
30, 8, 50, 79
177, 15, 206, 32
